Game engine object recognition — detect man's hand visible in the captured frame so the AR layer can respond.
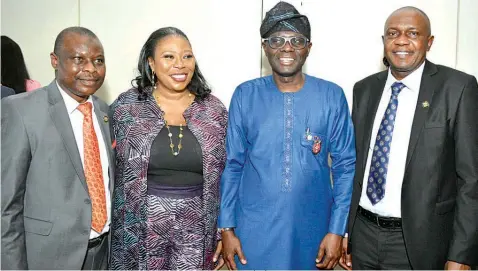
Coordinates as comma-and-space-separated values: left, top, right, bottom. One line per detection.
213, 240, 225, 270
338, 236, 352, 270
221, 230, 247, 270
316, 233, 343, 269
445, 261, 471, 270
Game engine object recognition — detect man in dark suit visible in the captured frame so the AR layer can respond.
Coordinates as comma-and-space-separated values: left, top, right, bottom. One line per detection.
339, 6, 478, 270
1, 27, 113, 270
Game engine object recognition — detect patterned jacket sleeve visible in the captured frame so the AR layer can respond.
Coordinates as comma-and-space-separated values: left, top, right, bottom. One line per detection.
108, 94, 128, 270
216, 98, 229, 241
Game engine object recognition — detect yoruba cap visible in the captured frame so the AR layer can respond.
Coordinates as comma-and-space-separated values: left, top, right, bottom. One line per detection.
260, 1, 311, 40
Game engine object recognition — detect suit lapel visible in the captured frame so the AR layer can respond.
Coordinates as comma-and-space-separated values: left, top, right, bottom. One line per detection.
359, 71, 388, 186
92, 97, 115, 194
47, 81, 88, 192
405, 60, 438, 169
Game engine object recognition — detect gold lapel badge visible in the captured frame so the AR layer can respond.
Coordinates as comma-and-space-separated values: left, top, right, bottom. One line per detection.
103, 116, 109, 123
422, 101, 430, 108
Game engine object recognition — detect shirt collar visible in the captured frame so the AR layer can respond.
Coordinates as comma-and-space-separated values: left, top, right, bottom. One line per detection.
384, 61, 426, 93
56, 81, 94, 115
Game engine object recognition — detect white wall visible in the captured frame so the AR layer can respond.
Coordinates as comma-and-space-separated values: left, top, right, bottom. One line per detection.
2, 0, 477, 106
1, 0, 79, 87
456, 0, 478, 79
80, 0, 262, 105
262, 0, 460, 107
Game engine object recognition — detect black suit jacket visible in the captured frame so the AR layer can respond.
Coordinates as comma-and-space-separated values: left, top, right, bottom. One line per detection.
348, 60, 478, 269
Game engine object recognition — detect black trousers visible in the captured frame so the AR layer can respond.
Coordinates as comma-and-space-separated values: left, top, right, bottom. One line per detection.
82, 234, 109, 270
351, 211, 412, 270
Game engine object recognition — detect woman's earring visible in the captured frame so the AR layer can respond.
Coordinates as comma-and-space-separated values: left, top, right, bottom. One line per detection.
151, 70, 156, 90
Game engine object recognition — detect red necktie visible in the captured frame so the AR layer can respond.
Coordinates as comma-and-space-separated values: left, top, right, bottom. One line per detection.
77, 102, 107, 233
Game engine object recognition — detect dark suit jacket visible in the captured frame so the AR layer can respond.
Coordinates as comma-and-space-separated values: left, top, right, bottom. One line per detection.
348, 60, 478, 269
1, 85, 16, 99
1, 81, 114, 270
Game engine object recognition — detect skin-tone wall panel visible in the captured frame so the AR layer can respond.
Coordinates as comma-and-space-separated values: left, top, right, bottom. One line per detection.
1, 0, 79, 87
79, 0, 262, 105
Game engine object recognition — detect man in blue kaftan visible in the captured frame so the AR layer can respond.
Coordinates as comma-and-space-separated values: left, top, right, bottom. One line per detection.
217, 2, 355, 270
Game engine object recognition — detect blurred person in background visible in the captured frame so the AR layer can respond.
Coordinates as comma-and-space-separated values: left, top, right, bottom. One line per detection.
1, 35, 41, 93
1, 85, 16, 99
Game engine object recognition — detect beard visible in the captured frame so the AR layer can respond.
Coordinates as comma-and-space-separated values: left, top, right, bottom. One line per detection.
273, 68, 300, 78
269, 59, 304, 78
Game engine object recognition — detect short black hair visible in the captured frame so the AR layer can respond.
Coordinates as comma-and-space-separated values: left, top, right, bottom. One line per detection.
53, 26, 99, 55
133, 26, 211, 101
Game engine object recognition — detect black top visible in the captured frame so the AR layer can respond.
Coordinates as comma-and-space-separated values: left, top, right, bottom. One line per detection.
147, 125, 203, 187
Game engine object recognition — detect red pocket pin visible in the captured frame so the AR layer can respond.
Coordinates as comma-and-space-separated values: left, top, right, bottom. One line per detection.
312, 136, 322, 155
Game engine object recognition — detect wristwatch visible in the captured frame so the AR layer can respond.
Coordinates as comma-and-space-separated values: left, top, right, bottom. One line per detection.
217, 227, 235, 234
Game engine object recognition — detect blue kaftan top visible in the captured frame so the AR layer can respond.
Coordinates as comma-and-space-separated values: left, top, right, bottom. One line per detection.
218, 74, 356, 269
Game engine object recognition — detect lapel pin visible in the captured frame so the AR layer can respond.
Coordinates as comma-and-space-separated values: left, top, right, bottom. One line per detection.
103, 116, 109, 123
422, 101, 430, 108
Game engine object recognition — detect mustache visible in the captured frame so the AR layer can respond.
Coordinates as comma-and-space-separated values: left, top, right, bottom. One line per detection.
77, 77, 100, 81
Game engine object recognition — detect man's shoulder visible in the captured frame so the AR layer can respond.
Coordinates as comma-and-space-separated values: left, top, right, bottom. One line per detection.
434, 63, 475, 82
1, 87, 51, 128
1, 85, 16, 98
306, 74, 344, 92
235, 76, 272, 91
355, 70, 387, 88
2, 85, 48, 109
92, 95, 109, 111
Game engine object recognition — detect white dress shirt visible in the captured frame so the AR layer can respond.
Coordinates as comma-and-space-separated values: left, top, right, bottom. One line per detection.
359, 62, 425, 218
57, 82, 111, 238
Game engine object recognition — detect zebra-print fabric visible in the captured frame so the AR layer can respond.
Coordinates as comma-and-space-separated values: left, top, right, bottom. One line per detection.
146, 194, 205, 270
110, 87, 227, 270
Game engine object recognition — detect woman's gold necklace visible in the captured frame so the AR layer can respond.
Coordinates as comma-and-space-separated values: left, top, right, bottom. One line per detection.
154, 92, 192, 156
165, 120, 183, 156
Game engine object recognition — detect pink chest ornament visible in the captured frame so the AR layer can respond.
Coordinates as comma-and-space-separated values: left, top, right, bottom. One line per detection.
312, 136, 322, 155
305, 128, 322, 155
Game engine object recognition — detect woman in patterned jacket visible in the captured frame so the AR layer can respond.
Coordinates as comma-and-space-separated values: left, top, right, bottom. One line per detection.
110, 27, 227, 270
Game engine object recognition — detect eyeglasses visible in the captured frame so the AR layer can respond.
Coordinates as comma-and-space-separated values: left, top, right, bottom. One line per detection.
262, 36, 310, 50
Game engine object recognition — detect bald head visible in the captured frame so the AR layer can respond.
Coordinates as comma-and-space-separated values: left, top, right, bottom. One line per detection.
382, 6, 434, 80
385, 6, 431, 37
50, 26, 105, 103
53, 26, 100, 56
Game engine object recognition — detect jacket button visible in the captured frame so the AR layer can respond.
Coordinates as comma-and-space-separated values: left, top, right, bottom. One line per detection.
84, 199, 91, 204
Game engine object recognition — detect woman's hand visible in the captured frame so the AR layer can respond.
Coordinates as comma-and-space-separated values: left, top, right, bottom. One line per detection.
213, 240, 225, 270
